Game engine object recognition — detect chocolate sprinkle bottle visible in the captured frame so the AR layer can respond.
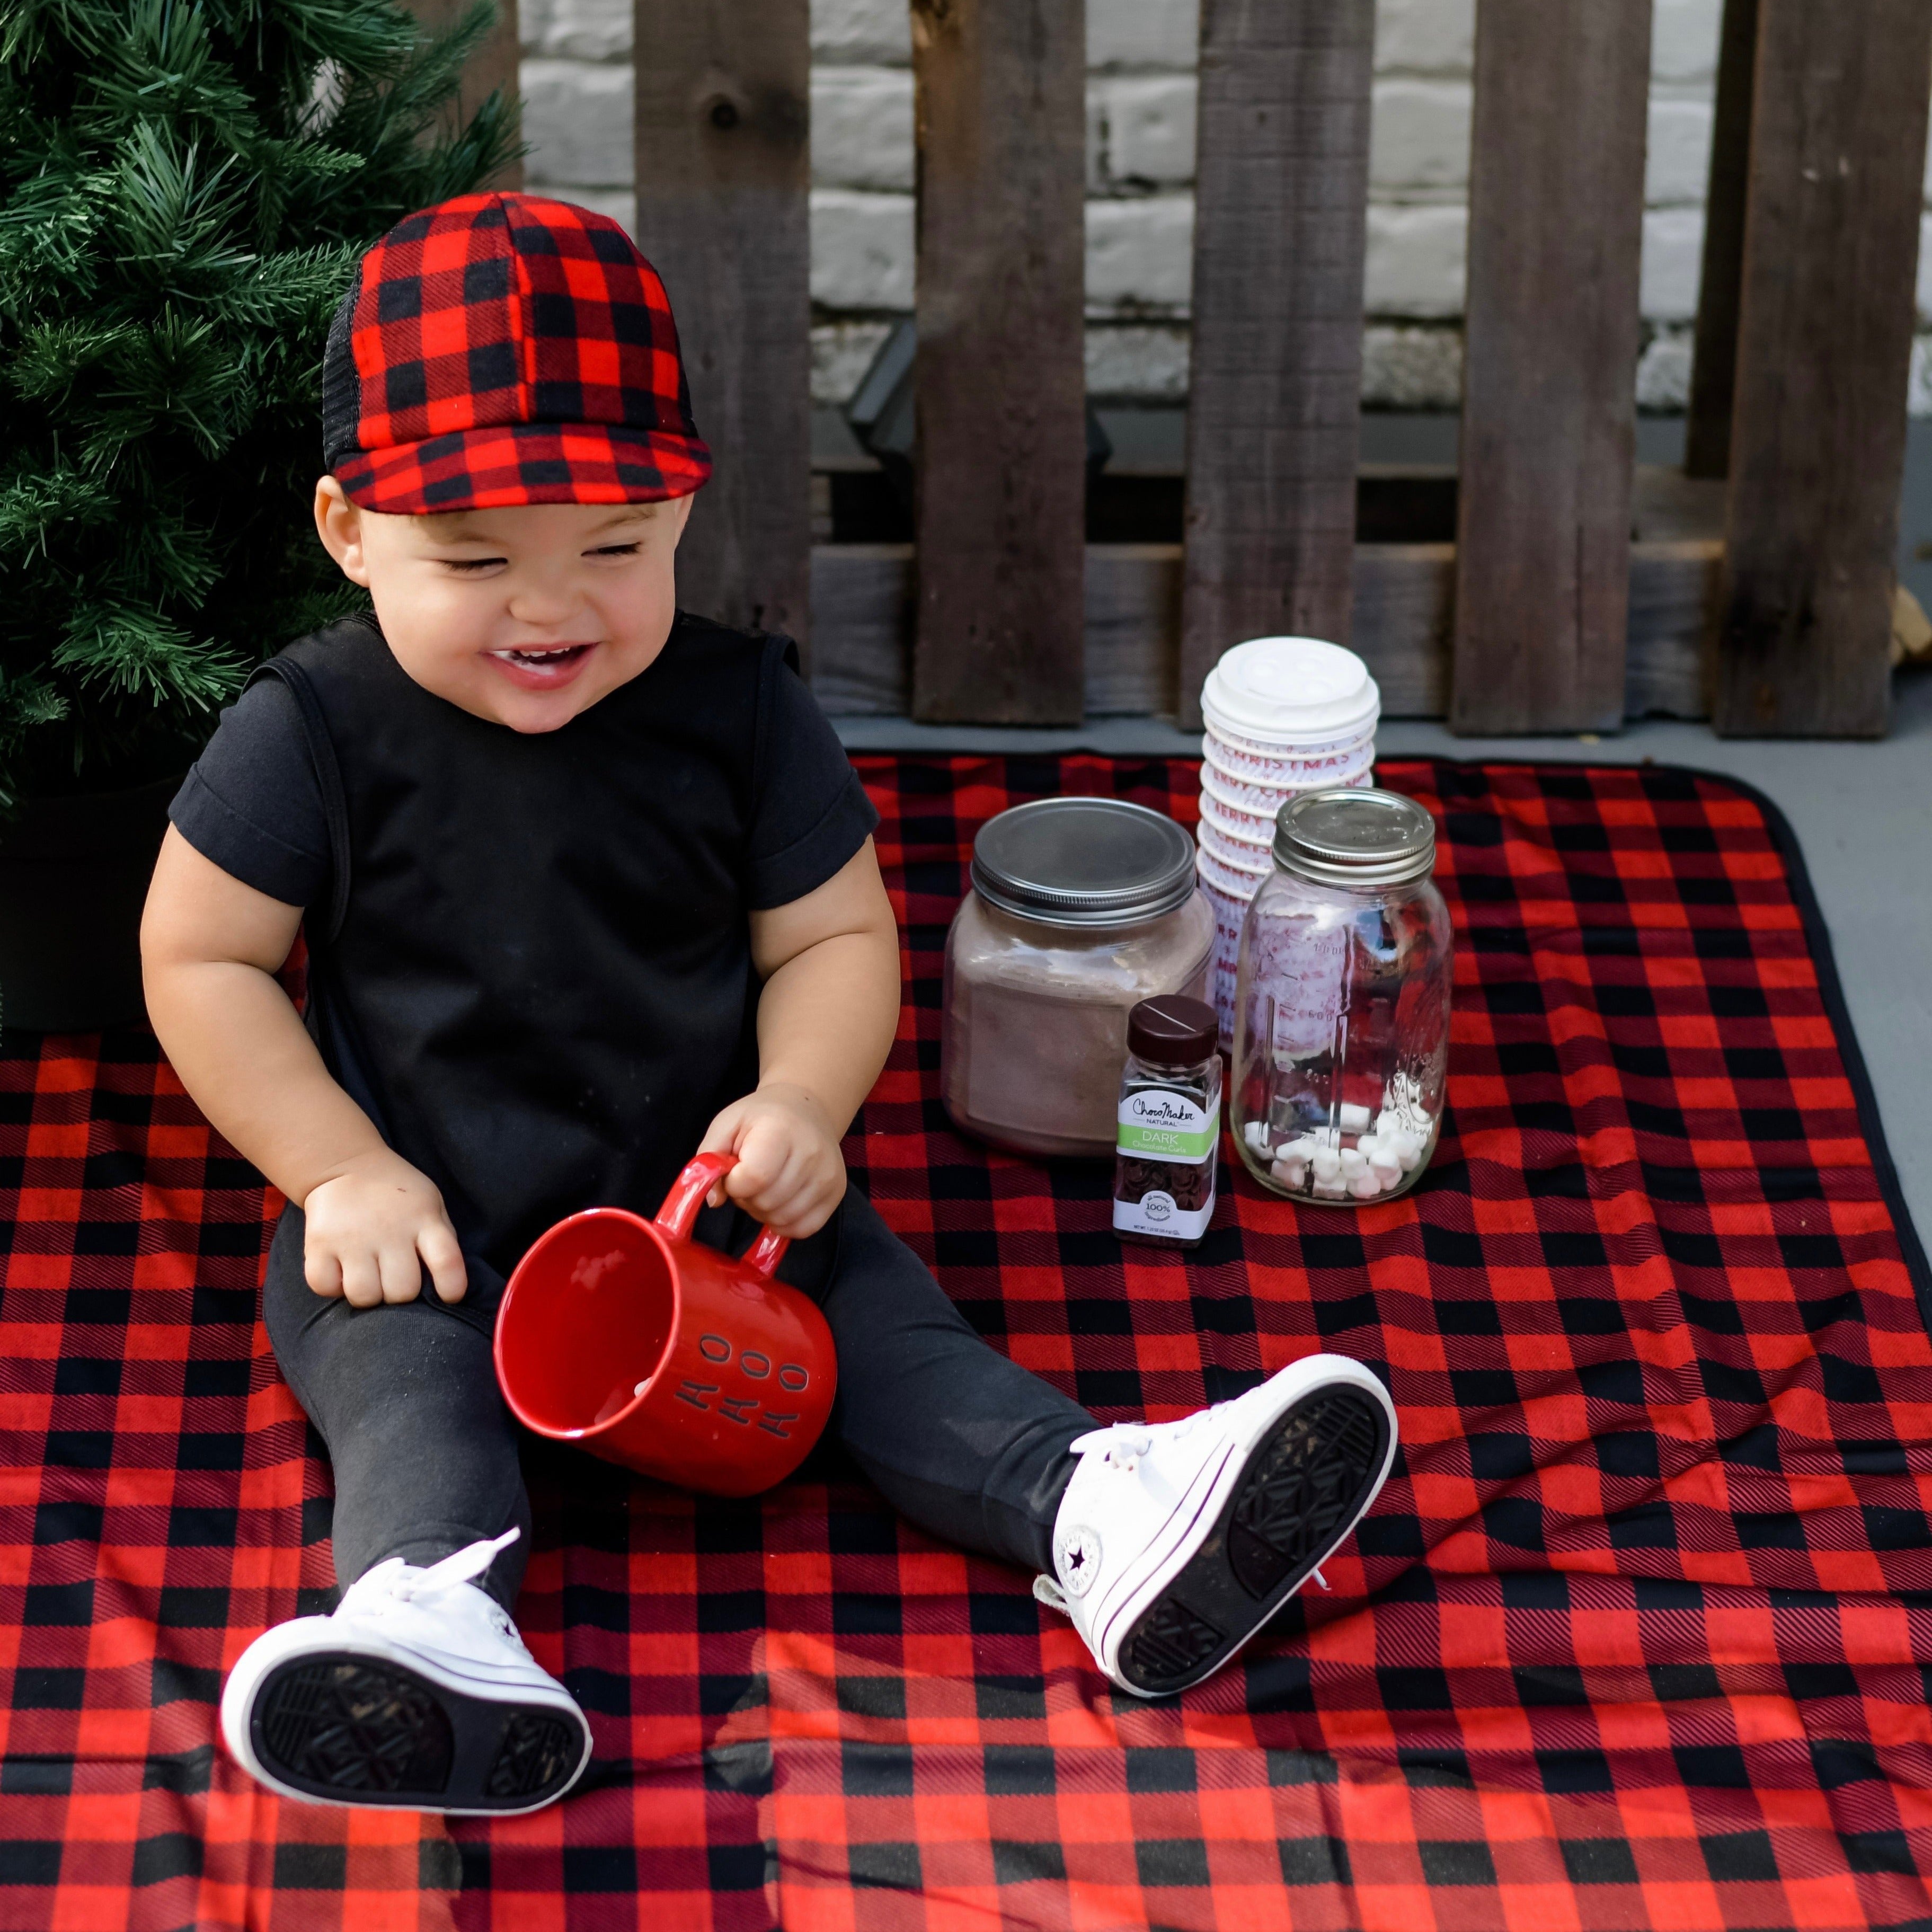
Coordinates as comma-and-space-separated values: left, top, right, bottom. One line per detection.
1113, 995, 1222, 1249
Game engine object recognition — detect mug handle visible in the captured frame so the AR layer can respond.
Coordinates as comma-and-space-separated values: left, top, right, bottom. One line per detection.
654, 1151, 792, 1280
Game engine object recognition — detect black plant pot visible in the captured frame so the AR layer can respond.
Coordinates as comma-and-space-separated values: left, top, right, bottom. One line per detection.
0, 775, 179, 1034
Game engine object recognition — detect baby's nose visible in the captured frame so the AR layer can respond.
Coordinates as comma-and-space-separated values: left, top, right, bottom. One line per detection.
506, 584, 575, 625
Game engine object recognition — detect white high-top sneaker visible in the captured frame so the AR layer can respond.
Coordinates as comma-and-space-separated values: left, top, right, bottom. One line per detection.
220, 1529, 591, 1813
1034, 1354, 1397, 1698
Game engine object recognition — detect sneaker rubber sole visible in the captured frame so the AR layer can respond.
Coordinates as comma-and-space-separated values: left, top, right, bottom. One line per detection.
1114, 1384, 1394, 1697
249, 1651, 589, 1812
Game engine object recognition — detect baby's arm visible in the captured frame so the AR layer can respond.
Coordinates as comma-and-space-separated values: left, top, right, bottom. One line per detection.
141, 827, 466, 1307
698, 838, 901, 1239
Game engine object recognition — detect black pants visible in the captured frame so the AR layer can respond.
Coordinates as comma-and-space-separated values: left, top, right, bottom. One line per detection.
263, 1185, 1093, 1610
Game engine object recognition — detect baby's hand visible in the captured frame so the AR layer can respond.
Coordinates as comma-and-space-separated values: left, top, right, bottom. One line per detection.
300, 1149, 467, 1308
698, 1084, 847, 1240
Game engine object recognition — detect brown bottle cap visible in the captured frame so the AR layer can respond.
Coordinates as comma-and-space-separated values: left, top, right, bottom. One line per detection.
1127, 995, 1218, 1067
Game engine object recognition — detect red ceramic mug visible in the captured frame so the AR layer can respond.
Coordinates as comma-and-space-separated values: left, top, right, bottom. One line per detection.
493, 1151, 838, 1496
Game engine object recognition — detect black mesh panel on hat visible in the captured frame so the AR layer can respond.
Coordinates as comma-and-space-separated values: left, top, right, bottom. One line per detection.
320, 263, 366, 472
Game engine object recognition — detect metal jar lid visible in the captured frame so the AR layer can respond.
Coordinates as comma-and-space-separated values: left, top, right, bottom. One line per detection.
971, 797, 1198, 926
1272, 787, 1436, 888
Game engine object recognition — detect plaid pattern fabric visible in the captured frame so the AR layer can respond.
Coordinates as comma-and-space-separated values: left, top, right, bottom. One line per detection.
4, 756, 1930, 1932
323, 193, 711, 513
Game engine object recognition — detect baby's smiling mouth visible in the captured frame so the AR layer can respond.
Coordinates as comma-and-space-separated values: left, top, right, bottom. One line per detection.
491, 643, 593, 668
483, 641, 600, 692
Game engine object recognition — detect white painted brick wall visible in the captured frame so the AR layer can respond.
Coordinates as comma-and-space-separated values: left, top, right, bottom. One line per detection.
524, 0, 629, 63
518, 0, 1932, 410
1369, 79, 1470, 194
811, 0, 911, 66
1089, 74, 1195, 190
1088, 0, 1198, 72
520, 56, 631, 190
811, 66, 914, 192
1374, 0, 1474, 74
810, 190, 915, 310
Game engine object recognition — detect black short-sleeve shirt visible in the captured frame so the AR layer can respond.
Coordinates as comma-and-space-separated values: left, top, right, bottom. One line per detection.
170, 610, 878, 1291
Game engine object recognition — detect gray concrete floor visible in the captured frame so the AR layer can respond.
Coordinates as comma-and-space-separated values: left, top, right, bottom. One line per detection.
837, 669, 1932, 1245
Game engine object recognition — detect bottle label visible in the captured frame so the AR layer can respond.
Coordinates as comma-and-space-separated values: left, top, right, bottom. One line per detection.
1116, 1091, 1219, 1162
1113, 1185, 1215, 1242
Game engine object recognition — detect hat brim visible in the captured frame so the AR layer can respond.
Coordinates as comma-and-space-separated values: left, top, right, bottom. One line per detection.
333, 421, 712, 515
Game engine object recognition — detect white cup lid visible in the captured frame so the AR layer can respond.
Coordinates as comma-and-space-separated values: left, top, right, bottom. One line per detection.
1200, 636, 1380, 744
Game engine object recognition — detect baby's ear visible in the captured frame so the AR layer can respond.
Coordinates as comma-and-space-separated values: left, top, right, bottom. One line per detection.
313, 476, 370, 584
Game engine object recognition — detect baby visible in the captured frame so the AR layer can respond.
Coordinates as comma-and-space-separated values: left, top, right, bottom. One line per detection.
140, 193, 1396, 1815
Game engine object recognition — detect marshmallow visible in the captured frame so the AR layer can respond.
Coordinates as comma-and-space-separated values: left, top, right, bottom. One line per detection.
1314, 1178, 1348, 1199
1311, 1148, 1342, 1182
1271, 1156, 1308, 1190
1369, 1153, 1402, 1186
1348, 1173, 1382, 1199
1339, 1147, 1367, 1178
1243, 1120, 1272, 1153
1339, 1102, 1371, 1134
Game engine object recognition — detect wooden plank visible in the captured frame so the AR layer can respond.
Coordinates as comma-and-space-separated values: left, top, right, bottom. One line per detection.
1352, 545, 1454, 716
809, 537, 1720, 723
1714, 0, 1932, 737
1178, 0, 1376, 731
1450, 1, 1652, 735
398, 0, 521, 192
908, 0, 1087, 723
1628, 542, 1723, 719
1684, 0, 1759, 478
634, 1, 812, 650
1087, 547, 1183, 715
397, 0, 523, 190
809, 545, 916, 715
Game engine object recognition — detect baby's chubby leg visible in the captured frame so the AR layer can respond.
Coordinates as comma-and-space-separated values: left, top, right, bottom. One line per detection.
261, 1206, 531, 1606
814, 1189, 1398, 1705
814, 1189, 1093, 1574
220, 1206, 588, 1813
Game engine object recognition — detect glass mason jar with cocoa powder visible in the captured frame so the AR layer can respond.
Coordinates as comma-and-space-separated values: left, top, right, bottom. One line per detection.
942, 799, 1215, 1160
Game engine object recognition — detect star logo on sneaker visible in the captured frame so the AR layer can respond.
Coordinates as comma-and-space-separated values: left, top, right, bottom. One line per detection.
1057, 1526, 1102, 1597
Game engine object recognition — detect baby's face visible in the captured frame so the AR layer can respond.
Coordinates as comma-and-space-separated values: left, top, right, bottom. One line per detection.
313, 481, 693, 733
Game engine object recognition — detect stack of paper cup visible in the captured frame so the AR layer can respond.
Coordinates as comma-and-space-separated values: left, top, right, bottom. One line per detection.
1194, 636, 1380, 1043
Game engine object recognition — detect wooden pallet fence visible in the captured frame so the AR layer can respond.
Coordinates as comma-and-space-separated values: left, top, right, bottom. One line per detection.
811, 472, 1722, 723
611, 0, 1930, 735
1711, 0, 1932, 737
908, 0, 1088, 724
1449, 0, 1652, 735
1177, 0, 1376, 731
635, 1, 813, 652
1683, 0, 1759, 482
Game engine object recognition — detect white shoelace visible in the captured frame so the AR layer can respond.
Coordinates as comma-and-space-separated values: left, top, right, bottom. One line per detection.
351, 1528, 521, 1621
1070, 1403, 1220, 1476
395, 1527, 520, 1599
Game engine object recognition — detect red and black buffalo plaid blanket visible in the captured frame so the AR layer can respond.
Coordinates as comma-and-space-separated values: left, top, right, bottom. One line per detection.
4, 755, 1930, 1932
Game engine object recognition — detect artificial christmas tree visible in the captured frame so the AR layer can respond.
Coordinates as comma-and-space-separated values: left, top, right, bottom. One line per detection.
0, 0, 519, 803
0, 0, 518, 1025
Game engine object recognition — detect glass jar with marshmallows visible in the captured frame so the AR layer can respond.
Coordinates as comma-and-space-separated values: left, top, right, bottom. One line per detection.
1231, 788, 1452, 1203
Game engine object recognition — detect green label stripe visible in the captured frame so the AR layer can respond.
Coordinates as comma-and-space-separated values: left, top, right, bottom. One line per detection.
1117, 1121, 1217, 1158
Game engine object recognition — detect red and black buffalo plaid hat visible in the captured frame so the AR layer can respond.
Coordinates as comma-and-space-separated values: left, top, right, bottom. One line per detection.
321, 192, 711, 513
